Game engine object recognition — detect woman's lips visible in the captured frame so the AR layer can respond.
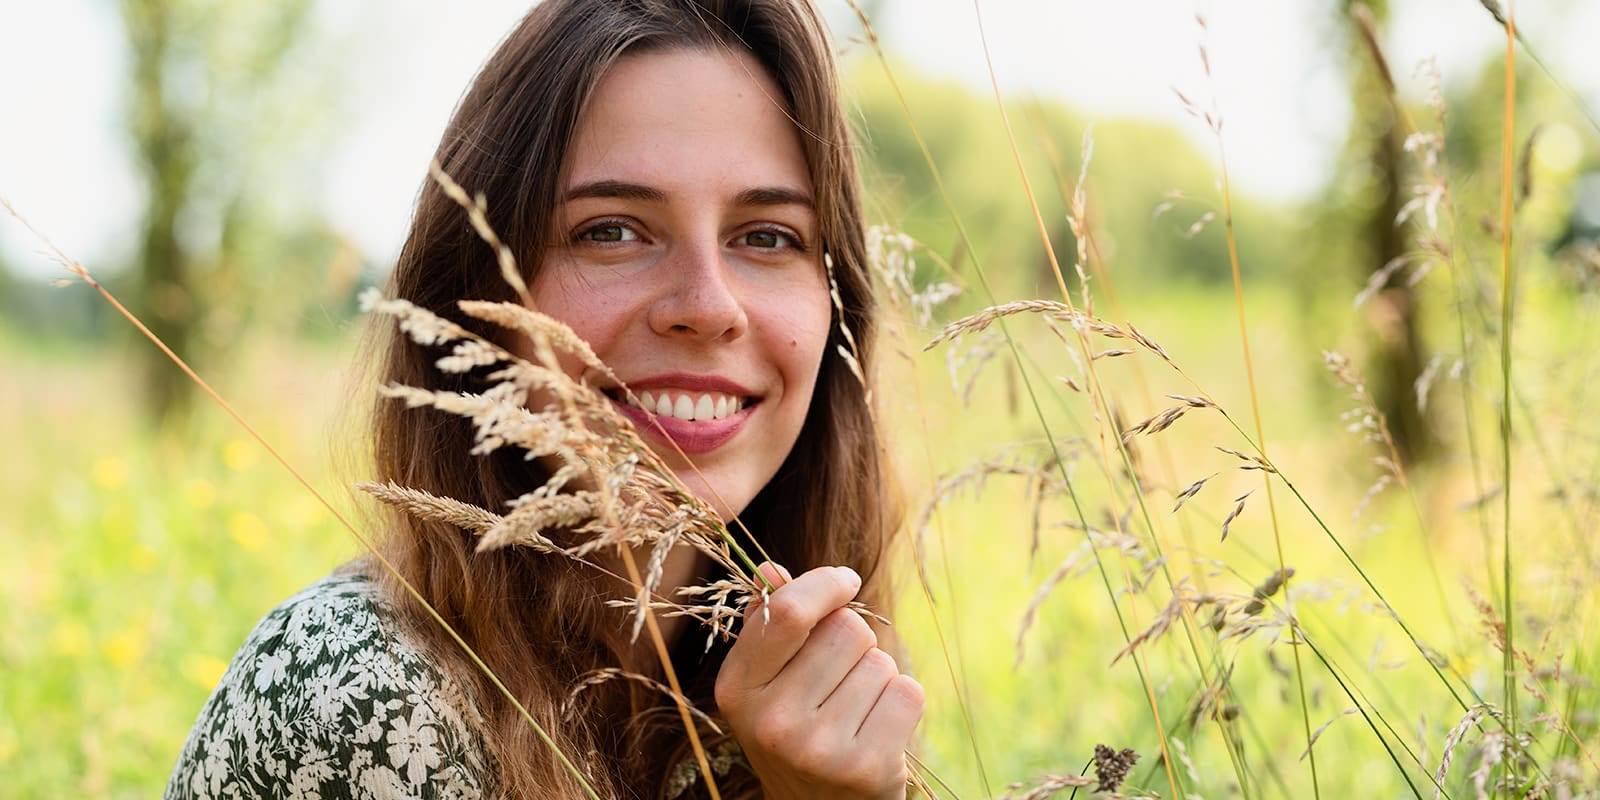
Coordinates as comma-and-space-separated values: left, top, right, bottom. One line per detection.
609, 394, 755, 455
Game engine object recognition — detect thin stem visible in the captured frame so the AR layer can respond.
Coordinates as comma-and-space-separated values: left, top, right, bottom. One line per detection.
616, 544, 722, 799
905, 343, 993, 793
1202, 56, 1323, 797
1496, 0, 1519, 753
1297, 627, 1426, 800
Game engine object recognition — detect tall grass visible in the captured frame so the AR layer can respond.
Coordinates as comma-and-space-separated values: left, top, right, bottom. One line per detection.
7, 1, 1600, 797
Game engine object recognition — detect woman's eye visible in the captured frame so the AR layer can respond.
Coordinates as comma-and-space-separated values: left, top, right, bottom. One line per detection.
577, 223, 638, 245
742, 227, 802, 251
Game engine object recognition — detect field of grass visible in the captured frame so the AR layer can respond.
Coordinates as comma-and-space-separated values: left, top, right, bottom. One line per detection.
4, 4, 1598, 795
889, 277, 1600, 797
5, 261, 1596, 797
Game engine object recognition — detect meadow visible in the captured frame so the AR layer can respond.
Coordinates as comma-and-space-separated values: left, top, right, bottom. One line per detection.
4, 3, 1599, 798
6, 270, 1596, 797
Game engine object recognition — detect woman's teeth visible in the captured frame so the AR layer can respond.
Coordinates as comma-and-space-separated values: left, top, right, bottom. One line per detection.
627, 390, 743, 421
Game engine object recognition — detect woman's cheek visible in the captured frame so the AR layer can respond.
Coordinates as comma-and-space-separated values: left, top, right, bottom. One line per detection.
531, 266, 635, 358
768, 290, 832, 384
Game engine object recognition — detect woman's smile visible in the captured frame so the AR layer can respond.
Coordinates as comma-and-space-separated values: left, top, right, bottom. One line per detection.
602, 372, 765, 454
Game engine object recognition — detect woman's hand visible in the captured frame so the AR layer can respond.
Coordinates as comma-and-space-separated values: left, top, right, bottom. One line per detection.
715, 562, 924, 800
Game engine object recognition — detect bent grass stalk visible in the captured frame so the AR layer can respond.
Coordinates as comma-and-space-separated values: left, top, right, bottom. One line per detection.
0, 198, 606, 798
843, 3, 1185, 796
1188, 25, 1323, 794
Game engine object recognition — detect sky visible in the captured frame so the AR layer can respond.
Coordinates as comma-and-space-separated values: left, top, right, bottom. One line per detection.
1, 0, 1596, 278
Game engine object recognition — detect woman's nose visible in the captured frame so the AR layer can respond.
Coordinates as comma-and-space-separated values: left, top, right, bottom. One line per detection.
647, 239, 748, 343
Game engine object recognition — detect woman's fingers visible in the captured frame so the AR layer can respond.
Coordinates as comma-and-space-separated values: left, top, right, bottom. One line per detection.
725, 564, 862, 688
714, 562, 924, 799
817, 647, 899, 733
854, 673, 925, 743
756, 560, 792, 587
765, 607, 878, 706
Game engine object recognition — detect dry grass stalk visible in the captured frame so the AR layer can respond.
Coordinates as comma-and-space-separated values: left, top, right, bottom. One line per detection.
359, 287, 759, 636
664, 739, 748, 800
1242, 567, 1295, 616
1414, 353, 1445, 415
1219, 490, 1253, 541
1214, 446, 1277, 474
945, 328, 1005, 406
864, 224, 961, 328
562, 668, 724, 735
1180, 211, 1216, 239
1300, 708, 1360, 761
1435, 704, 1500, 799
1471, 730, 1508, 799
1111, 583, 1190, 666
997, 773, 1096, 800
481, 492, 601, 554
1120, 394, 1215, 444
428, 159, 531, 306
1015, 528, 1147, 667
1065, 127, 1096, 311
913, 447, 1077, 577
1171, 473, 1216, 513
825, 251, 873, 408
1354, 254, 1425, 308
355, 479, 511, 536
924, 300, 1115, 352
1125, 324, 1172, 364
998, 743, 1145, 800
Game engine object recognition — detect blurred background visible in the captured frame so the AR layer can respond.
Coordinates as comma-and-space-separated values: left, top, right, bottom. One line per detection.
3, 0, 1597, 796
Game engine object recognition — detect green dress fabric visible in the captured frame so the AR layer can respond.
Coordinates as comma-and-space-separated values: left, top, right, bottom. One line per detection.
164, 563, 497, 799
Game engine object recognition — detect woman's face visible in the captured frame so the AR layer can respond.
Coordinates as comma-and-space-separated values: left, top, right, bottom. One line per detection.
531, 47, 831, 520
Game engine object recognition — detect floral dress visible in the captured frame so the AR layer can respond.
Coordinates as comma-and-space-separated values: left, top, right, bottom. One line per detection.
165, 563, 497, 799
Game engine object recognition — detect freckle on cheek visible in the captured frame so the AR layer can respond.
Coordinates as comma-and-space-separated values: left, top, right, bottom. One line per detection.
789, 339, 797, 348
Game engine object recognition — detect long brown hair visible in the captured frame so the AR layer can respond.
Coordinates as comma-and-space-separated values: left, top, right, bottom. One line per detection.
349, 0, 897, 796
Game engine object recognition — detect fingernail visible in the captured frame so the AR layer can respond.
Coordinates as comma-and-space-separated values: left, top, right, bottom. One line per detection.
836, 566, 861, 590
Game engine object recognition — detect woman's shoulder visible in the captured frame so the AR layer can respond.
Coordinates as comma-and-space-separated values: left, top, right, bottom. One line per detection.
165, 560, 497, 800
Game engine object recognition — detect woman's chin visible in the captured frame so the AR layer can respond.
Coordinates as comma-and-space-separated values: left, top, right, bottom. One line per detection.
670, 470, 748, 523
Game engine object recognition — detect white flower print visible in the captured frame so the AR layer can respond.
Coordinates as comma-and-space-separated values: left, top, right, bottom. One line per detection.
385, 704, 443, 785
163, 565, 494, 799
253, 650, 290, 693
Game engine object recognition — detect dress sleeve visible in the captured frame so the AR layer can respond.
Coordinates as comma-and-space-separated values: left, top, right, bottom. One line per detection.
164, 574, 496, 800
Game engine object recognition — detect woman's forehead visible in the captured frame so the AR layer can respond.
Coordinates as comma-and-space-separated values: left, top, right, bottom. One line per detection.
564, 47, 813, 198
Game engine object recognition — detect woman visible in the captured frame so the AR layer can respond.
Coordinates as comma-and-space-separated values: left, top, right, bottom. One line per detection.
165, 0, 919, 797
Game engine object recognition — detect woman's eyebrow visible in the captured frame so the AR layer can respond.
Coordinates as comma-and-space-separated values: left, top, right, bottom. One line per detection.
731, 186, 814, 211
564, 179, 666, 203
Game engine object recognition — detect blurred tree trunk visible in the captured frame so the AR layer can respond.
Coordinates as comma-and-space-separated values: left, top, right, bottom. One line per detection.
124, 0, 198, 429
1363, 83, 1433, 464
118, 0, 322, 431
1344, 0, 1435, 465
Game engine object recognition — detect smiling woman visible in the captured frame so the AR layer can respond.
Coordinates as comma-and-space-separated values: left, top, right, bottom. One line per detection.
163, 1, 913, 799
538, 46, 832, 518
